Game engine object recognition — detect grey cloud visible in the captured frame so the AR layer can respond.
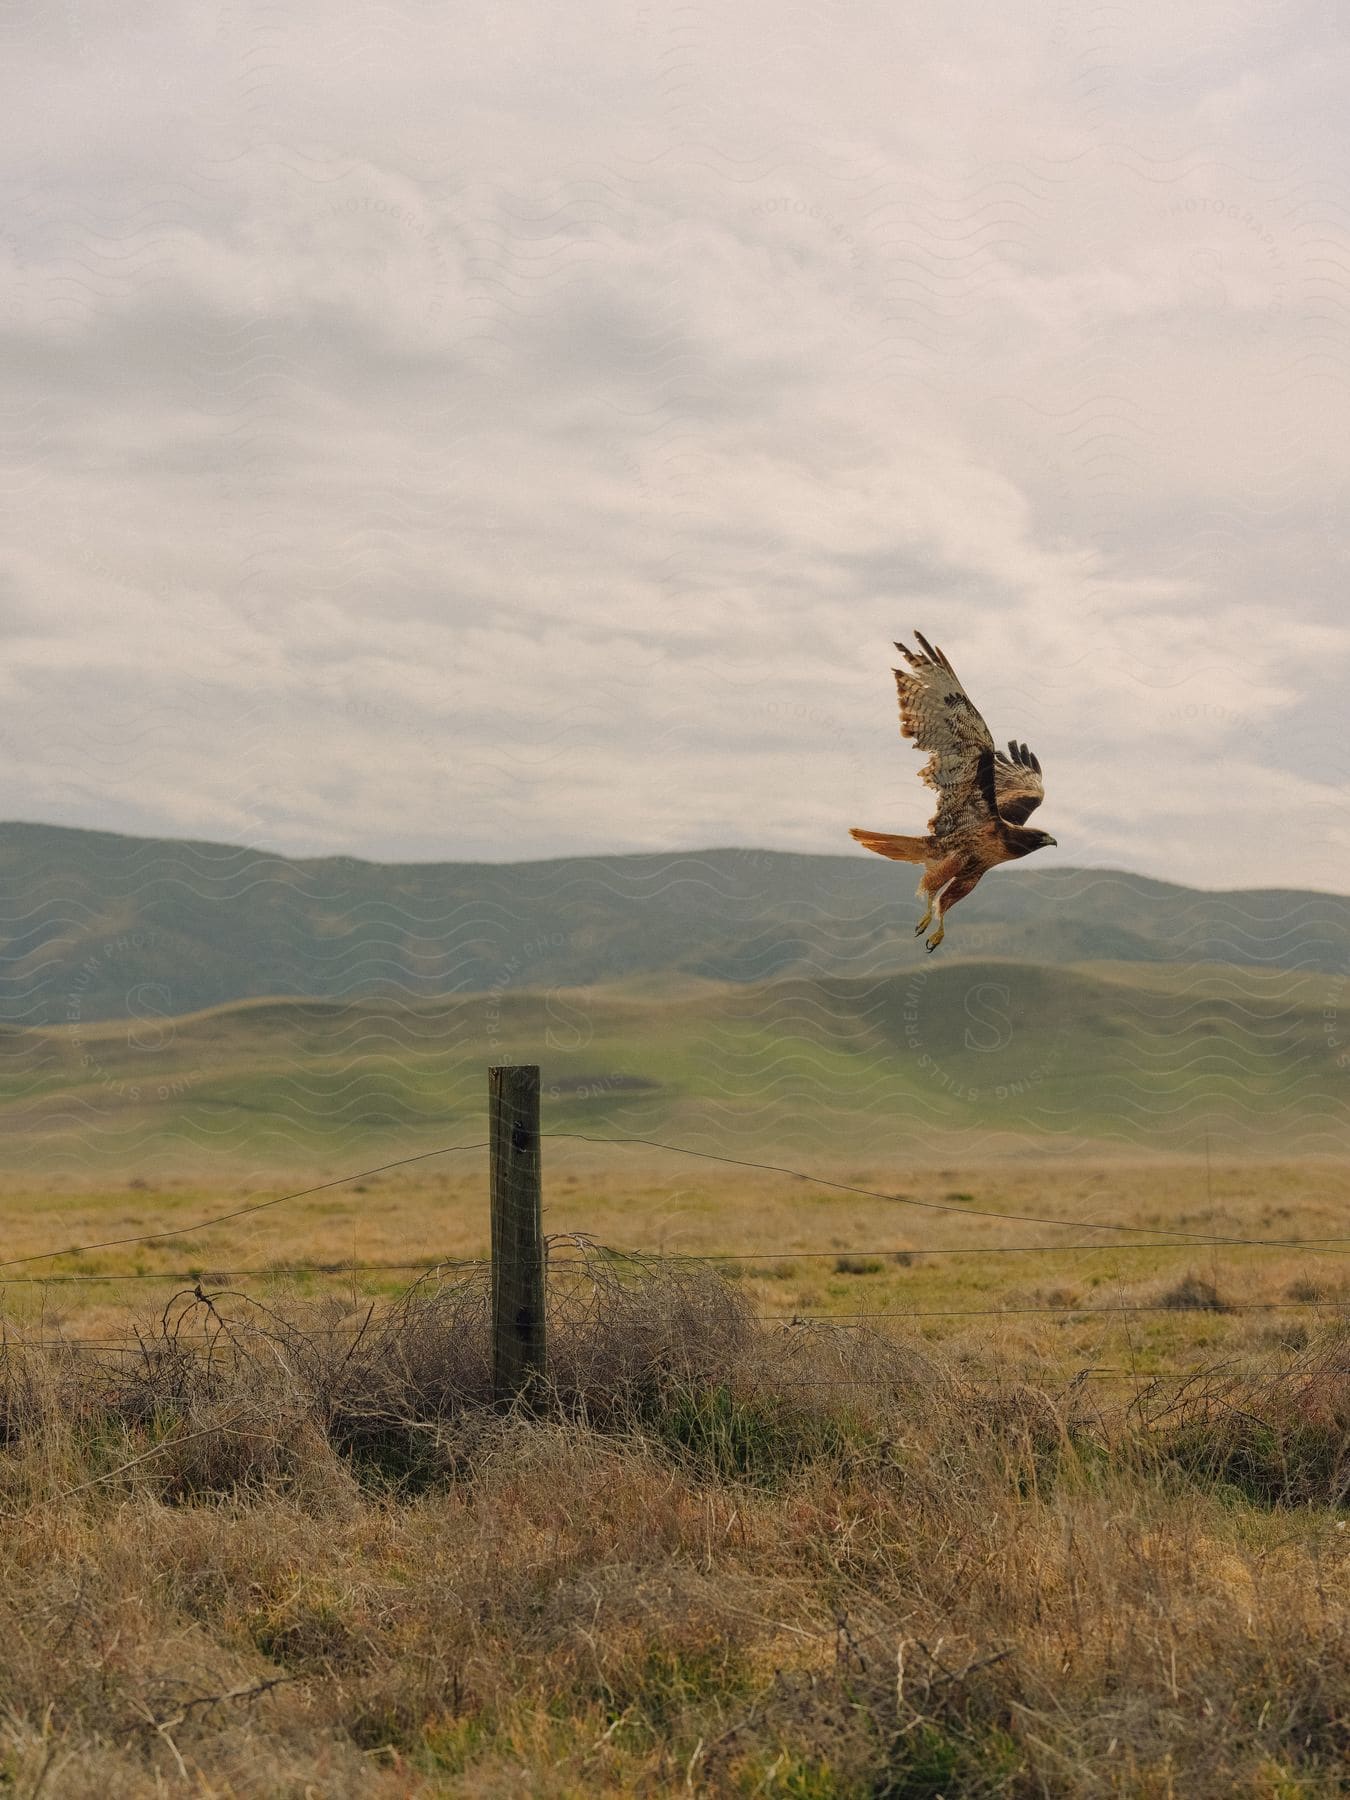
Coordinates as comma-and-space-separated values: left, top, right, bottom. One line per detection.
0, 3, 1346, 883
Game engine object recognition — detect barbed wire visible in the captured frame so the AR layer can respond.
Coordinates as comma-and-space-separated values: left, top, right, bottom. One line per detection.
7, 1296, 1346, 1339
0, 1129, 1346, 1280
0, 1142, 491, 1272
1, 1237, 1339, 1372
0, 1257, 486, 1286
5, 1288, 1340, 1347
1, 1340, 1330, 1385
588, 1239, 1337, 1264
543, 1133, 1350, 1253
5, 1233, 1339, 1288
758, 1299, 1347, 1322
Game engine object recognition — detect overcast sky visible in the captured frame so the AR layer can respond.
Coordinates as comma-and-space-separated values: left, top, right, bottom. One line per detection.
1, 1, 1348, 889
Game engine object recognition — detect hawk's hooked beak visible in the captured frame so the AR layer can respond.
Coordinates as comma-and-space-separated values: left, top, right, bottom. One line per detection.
1047, 836, 1058, 846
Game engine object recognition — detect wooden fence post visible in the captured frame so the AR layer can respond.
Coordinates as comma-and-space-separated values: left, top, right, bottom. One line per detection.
489, 1064, 546, 1406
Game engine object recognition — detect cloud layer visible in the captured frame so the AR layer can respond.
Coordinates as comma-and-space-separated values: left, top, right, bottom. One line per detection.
1, 1, 1348, 888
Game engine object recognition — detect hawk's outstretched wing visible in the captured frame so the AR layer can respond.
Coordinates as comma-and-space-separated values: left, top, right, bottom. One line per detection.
993, 739, 1044, 826
893, 632, 998, 839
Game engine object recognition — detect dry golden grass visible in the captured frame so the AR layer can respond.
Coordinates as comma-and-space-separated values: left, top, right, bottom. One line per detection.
0, 1254, 1344, 1796
3, 1155, 1345, 1387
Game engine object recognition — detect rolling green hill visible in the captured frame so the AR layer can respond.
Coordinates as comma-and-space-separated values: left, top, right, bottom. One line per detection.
3, 958, 1345, 1173
1, 822, 1347, 1026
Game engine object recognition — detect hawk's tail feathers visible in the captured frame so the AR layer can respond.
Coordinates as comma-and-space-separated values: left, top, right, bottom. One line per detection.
849, 828, 933, 864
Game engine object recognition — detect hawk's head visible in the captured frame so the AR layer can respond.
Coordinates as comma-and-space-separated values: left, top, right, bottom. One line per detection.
1006, 826, 1057, 858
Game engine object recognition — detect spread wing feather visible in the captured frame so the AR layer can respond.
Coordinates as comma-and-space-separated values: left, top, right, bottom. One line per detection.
893, 632, 999, 839
993, 739, 1044, 825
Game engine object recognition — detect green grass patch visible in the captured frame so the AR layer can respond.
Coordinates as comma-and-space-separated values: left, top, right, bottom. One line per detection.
647, 1382, 851, 1484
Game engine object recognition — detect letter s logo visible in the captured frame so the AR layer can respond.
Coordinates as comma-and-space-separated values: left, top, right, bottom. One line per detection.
126, 983, 175, 1053
963, 982, 1013, 1054
545, 990, 593, 1052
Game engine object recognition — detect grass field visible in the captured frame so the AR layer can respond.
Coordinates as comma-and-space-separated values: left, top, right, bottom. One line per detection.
0, 985, 1345, 1793
0, 1245, 1344, 1796
2, 1154, 1347, 1385
3, 961, 1347, 1181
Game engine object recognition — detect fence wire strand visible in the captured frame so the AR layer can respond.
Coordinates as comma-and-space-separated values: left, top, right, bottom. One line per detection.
543, 1132, 1350, 1252
0, 1129, 1345, 1387
0, 1141, 491, 1271
4, 1131, 1345, 1274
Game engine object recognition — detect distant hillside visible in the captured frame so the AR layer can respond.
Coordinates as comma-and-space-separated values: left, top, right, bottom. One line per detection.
2, 961, 1345, 1169
1, 822, 1347, 1025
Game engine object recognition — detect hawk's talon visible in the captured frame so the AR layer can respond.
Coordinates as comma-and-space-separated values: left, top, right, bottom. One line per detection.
925, 926, 945, 952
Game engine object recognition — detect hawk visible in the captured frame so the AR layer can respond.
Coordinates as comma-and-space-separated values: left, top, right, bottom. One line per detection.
850, 631, 1056, 951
